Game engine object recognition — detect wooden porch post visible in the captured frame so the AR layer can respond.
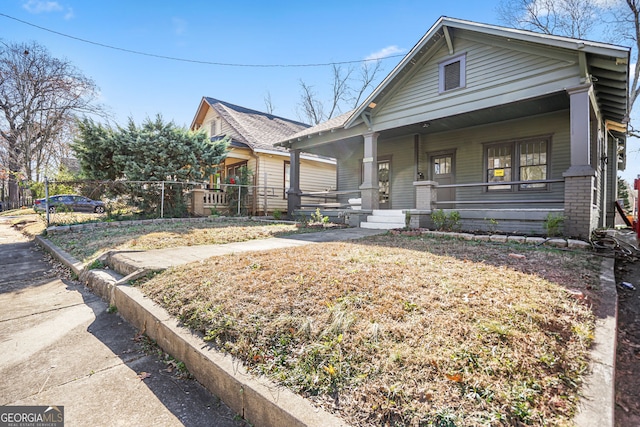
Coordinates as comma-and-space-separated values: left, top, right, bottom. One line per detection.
360, 132, 379, 210
287, 149, 301, 218
564, 84, 597, 239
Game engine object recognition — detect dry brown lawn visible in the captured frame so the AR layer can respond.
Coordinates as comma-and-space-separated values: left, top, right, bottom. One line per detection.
137, 233, 600, 427
46, 219, 313, 261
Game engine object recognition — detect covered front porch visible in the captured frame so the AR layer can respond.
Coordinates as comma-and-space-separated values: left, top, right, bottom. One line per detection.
283, 87, 623, 239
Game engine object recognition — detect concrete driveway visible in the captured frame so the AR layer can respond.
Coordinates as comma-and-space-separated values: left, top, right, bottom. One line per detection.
0, 218, 247, 427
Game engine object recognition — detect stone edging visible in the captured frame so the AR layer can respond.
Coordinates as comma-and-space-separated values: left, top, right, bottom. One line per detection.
395, 229, 592, 249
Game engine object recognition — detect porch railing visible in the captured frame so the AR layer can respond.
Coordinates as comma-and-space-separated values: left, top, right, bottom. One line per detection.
191, 184, 341, 216
426, 178, 566, 207
298, 189, 361, 209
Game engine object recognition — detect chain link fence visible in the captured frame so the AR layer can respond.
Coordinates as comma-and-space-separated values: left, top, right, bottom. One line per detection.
34, 179, 310, 226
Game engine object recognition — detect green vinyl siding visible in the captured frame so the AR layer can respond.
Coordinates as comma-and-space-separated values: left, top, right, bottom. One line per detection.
373, 32, 580, 131
419, 111, 569, 208
335, 111, 569, 209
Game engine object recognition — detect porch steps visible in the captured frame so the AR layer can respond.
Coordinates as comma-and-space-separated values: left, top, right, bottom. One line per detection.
360, 210, 406, 230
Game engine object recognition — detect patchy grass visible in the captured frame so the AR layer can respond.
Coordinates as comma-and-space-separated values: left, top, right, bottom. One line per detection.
0, 207, 38, 217
137, 233, 600, 426
46, 219, 321, 261
2, 211, 47, 237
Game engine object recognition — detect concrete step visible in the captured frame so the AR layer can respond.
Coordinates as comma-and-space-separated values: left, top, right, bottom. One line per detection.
366, 215, 406, 223
371, 209, 404, 217
361, 221, 406, 230
361, 209, 405, 230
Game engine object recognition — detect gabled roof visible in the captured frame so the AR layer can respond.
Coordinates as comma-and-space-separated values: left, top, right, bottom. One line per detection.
347, 16, 629, 129
191, 97, 310, 152
279, 16, 629, 146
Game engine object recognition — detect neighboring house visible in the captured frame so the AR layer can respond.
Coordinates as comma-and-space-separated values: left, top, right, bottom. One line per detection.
276, 17, 630, 239
190, 97, 336, 215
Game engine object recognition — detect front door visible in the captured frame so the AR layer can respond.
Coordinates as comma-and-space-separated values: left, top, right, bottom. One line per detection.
430, 153, 455, 209
378, 159, 391, 209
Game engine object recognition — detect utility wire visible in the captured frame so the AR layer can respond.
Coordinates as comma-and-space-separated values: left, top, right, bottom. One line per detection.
0, 12, 405, 68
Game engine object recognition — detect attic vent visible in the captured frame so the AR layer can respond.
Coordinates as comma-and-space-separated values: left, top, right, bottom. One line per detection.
444, 61, 460, 90
439, 53, 466, 93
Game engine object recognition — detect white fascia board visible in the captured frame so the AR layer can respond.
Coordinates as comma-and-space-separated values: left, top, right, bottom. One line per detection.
344, 16, 447, 129
252, 148, 336, 164
443, 17, 630, 57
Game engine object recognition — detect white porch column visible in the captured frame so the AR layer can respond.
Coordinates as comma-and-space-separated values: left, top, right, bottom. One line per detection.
359, 132, 379, 210
286, 149, 301, 217
564, 84, 597, 239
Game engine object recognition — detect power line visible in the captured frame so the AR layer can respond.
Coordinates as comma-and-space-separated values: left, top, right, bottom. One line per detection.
0, 12, 405, 68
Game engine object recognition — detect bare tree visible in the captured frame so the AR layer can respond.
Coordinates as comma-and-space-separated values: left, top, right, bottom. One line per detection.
264, 91, 275, 115
298, 80, 326, 125
0, 40, 101, 205
612, 0, 640, 129
497, 0, 640, 128
497, 0, 599, 38
297, 60, 384, 125
351, 60, 383, 108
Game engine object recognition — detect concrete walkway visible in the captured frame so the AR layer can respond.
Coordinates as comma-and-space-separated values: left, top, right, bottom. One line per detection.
30, 221, 618, 427
0, 218, 248, 427
103, 227, 386, 275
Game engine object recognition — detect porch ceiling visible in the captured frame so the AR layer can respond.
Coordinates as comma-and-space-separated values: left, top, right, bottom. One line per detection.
377, 92, 570, 139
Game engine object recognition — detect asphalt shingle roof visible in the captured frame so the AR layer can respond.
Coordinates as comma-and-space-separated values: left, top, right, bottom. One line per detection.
203, 97, 310, 152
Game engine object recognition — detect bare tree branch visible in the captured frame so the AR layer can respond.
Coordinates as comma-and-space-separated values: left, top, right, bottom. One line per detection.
0, 40, 102, 204
297, 60, 385, 125
351, 60, 383, 109
497, 0, 598, 38
297, 80, 325, 125
264, 91, 275, 115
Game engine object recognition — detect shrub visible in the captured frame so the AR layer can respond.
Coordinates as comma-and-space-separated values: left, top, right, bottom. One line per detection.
431, 209, 461, 231
544, 213, 564, 237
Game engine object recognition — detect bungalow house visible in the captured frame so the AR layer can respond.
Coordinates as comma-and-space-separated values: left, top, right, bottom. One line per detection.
190, 97, 336, 215
277, 17, 630, 239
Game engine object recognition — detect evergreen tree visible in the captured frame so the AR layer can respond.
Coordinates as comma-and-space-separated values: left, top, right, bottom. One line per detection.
72, 115, 228, 217
73, 115, 228, 182
73, 117, 119, 180
618, 176, 631, 211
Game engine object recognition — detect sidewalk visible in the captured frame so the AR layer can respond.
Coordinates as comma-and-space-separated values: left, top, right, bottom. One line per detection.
34, 222, 617, 427
0, 219, 248, 427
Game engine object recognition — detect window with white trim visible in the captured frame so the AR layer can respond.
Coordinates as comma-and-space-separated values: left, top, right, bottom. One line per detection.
486, 137, 549, 191
439, 54, 466, 93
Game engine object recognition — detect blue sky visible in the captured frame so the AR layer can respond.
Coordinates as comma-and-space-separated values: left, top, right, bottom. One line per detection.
1, 0, 638, 183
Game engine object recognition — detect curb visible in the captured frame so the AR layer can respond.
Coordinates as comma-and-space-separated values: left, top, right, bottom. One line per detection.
35, 236, 346, 427
34, 235, 617, 427
573, 257, 618, 427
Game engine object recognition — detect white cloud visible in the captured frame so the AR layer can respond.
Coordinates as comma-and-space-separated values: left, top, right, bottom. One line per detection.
64, 7, 74, 20
22, 0, 63, 13
365, 45, 405, 61
172, 17, 187, 36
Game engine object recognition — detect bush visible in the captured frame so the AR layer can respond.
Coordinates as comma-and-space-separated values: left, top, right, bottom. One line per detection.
431, 209, 461, 231
544, 213, 564, 237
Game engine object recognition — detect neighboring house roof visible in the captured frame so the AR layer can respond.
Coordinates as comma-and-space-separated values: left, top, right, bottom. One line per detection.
191, 97, 310, 152
284, 110, 354, 142
278, 16, 630, 145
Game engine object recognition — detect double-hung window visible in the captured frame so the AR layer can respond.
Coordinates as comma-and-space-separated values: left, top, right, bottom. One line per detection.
486, 137, 549, 191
